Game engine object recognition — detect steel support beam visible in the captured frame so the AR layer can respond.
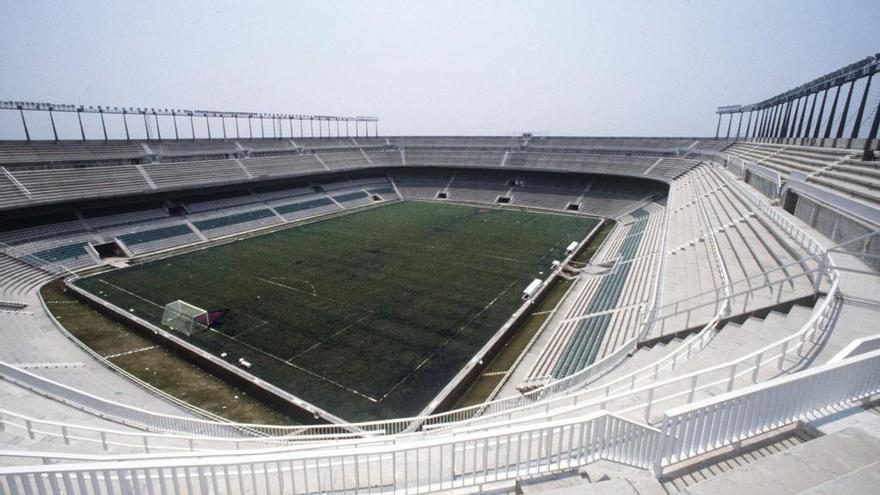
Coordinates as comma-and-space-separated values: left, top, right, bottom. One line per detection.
814, 89, 829, 140
852, 74, 873, 138
824, 85, 842, 139
836, 80, 856, 139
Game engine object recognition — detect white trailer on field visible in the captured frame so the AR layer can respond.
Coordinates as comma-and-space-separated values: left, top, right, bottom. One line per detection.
565, 241, 579, 255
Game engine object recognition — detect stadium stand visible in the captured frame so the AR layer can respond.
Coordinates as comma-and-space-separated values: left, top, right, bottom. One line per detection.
141, 158, 250, 189
0, 140, 148, 165
239, 153, 325, 178
0, 135, 877, 495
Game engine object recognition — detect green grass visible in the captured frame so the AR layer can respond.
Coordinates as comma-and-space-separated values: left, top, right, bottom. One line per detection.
75, 201, 598, 421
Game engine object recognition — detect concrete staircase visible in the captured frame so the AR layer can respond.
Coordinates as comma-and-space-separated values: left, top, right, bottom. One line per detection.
581, 301, 818, 425
683, 427, 880, 494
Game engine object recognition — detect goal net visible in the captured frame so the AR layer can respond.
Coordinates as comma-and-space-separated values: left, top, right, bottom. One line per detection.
161, 300, 208, 336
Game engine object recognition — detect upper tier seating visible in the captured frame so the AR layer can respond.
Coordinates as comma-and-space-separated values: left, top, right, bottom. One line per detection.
239, 154, 325, 178
148, 140, 242, 158
141, 159, 249, 189
724, 143, 878, 206
404, 150, 506, 168
0, 140, 147, 165
8, 165, 152, 204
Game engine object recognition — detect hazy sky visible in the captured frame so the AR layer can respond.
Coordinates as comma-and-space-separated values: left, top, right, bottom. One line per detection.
1, 0, 878, 138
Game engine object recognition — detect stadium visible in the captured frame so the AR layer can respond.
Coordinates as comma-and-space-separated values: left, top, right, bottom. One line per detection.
1, 4, 880, 494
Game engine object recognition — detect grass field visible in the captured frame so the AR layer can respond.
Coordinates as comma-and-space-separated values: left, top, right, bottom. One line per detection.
75, 201, 599, 421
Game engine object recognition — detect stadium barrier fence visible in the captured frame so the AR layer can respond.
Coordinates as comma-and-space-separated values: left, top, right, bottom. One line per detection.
2, 349, 878, 494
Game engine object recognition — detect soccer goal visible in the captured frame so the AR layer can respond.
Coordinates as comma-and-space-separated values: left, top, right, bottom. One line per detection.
161, 300, 208, 336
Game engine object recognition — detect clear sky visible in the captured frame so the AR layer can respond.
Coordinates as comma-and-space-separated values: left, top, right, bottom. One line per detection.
1, 0, 878, 138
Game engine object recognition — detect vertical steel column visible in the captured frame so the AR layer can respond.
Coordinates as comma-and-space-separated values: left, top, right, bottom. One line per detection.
823, 85, 842, 139
725, 113, 733, 138
48, 109, 59, 141
735, 112, 743, 140
744, 110, 753, 139
205, 115, 212, 139
770, 104, 782, 138
272, 116, 277, 139
346, 119, 350, 137
235, 117, 240, 139
836, 80, 856, 139
788, 97, 801, 138
190, 114, 195, 140
221, 116, 227, 140
355, 119, 359, 138
289, 117, 293, 138
154, 112, 162, 140
100, 110, 108, 142
309, 118, 314, 138
813, 89, 829, 139
715, 114, 721, 139
336, 118, 340, 137
375, 120, 379, 137
866, 92, 880, 144
779, 101, 792, 139
851, 74, 873, 138
123, 111, 131, 141
795, 96, 808, 138
143, 112, 150, 140
318, 118, 323, 138
260, 116, 265, 138
18, 107, 30, 142
757, 108, 769, 138
173, 112, 180, 140
804, 92, 818, 139
299, 118, 304, 138
248, 116, 253, 138
77, 109, 86, 141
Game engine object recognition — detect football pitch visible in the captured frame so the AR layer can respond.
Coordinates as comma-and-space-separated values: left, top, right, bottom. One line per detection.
75, 201, 600, 421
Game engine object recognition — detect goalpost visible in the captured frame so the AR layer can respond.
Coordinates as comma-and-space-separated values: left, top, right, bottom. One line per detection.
161, 300, 208, 336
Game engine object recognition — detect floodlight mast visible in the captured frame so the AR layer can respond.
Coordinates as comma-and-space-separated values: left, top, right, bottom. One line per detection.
713, 53, 880, 155
0, 100, 379, 142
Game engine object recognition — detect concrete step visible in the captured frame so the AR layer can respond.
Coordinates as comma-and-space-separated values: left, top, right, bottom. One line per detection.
659, 427, 814, 493
683, 427, 880, 494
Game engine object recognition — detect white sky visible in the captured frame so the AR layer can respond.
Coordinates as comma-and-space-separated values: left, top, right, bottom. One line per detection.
1, 0, 878, 138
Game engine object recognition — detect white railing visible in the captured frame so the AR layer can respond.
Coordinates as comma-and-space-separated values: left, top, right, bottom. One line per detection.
655, 347, 880, 473
2, 349, 878, 494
